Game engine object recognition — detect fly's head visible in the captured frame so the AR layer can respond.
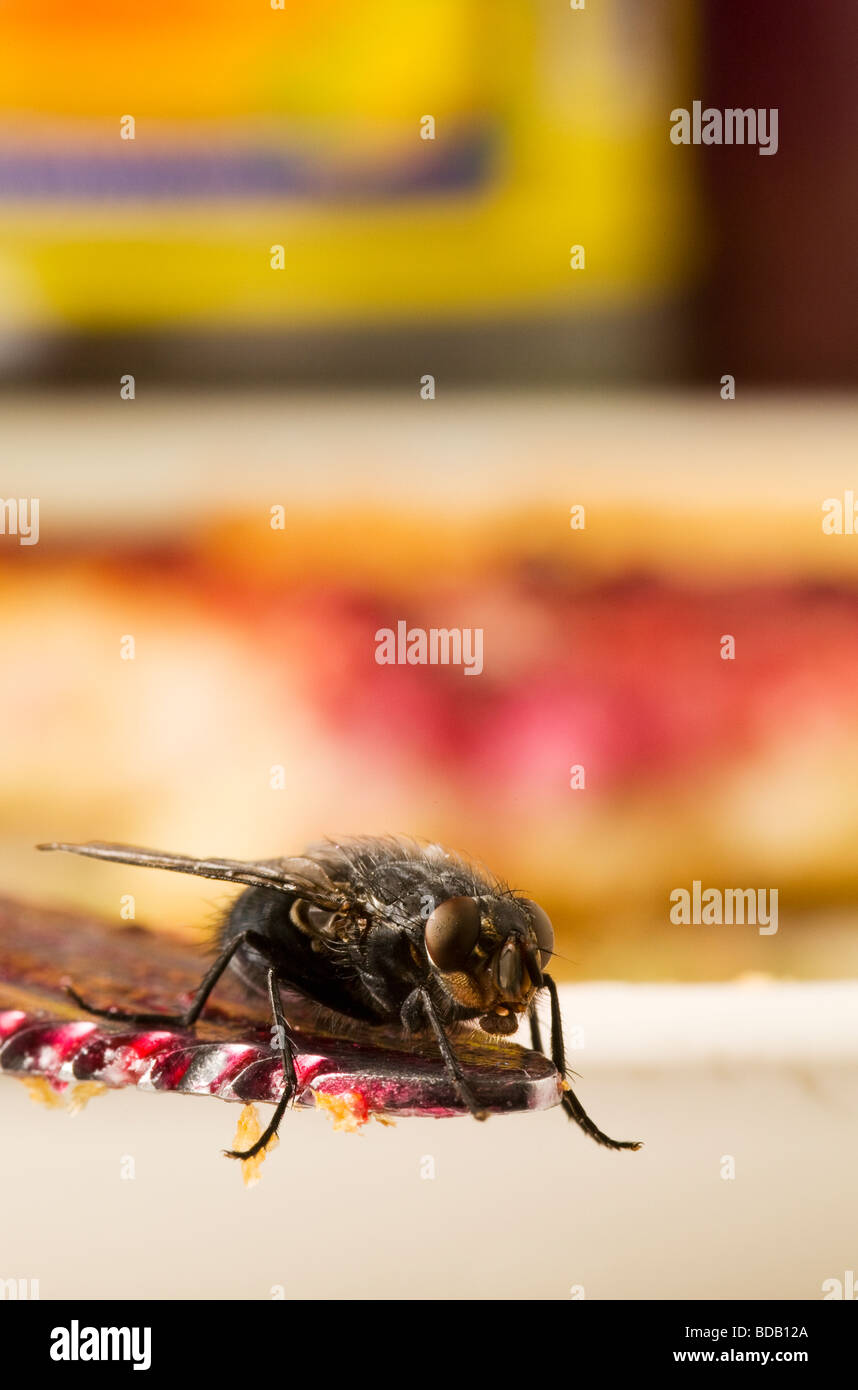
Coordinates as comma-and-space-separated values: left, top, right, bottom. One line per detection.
421, 892, 554, 1035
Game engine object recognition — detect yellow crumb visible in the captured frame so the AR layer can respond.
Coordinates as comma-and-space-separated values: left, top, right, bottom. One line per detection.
22, 1077, 67, 1109
67, 1082, 108, 1114
20, 1076, 109, 1113
314, 1089, 369, 1133
233, 1102, 278, 1188
372, 1114, 397, 1128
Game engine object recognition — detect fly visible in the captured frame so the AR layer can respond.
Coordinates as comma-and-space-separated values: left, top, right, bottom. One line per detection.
37, 836, 642, 1160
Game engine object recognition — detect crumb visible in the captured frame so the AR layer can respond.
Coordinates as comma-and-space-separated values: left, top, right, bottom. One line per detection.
314, 1089, 369, 1132
233, 1102, 278, 1187
20, 1075, 108, 1114
22, 1077, 67, 1109
66, 1082, 108, 1114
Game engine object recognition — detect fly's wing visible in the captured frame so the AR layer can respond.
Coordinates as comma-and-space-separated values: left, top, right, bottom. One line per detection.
37, 842, 350, 913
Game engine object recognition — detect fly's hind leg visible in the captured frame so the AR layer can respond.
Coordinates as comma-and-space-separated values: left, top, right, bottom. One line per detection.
64, 928, 270, 1028
225, 966, 299, 1161
67, 928, 300, 1161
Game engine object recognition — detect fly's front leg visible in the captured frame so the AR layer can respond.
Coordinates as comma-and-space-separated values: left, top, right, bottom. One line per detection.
542, 973, 642, 1152
528, 997, 545, 1054
404, 988, 489, 1122
225, 966, 298, 1161
64, 929, 273, 1028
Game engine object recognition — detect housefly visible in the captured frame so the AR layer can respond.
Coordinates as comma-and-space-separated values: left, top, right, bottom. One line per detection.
37, 836, 642, 1160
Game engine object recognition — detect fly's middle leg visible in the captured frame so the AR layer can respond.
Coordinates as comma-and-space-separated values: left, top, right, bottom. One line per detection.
407, 988, 490, 1122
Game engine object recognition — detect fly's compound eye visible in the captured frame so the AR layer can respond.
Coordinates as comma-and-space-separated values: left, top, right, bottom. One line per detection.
424, 896, 481, 971
522, 900, 554, 969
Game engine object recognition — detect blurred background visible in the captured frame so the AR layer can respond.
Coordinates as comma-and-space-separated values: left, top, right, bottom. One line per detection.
0, 0, 856, 980
1, 0, 855, 388
1, 0, 857, 1305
